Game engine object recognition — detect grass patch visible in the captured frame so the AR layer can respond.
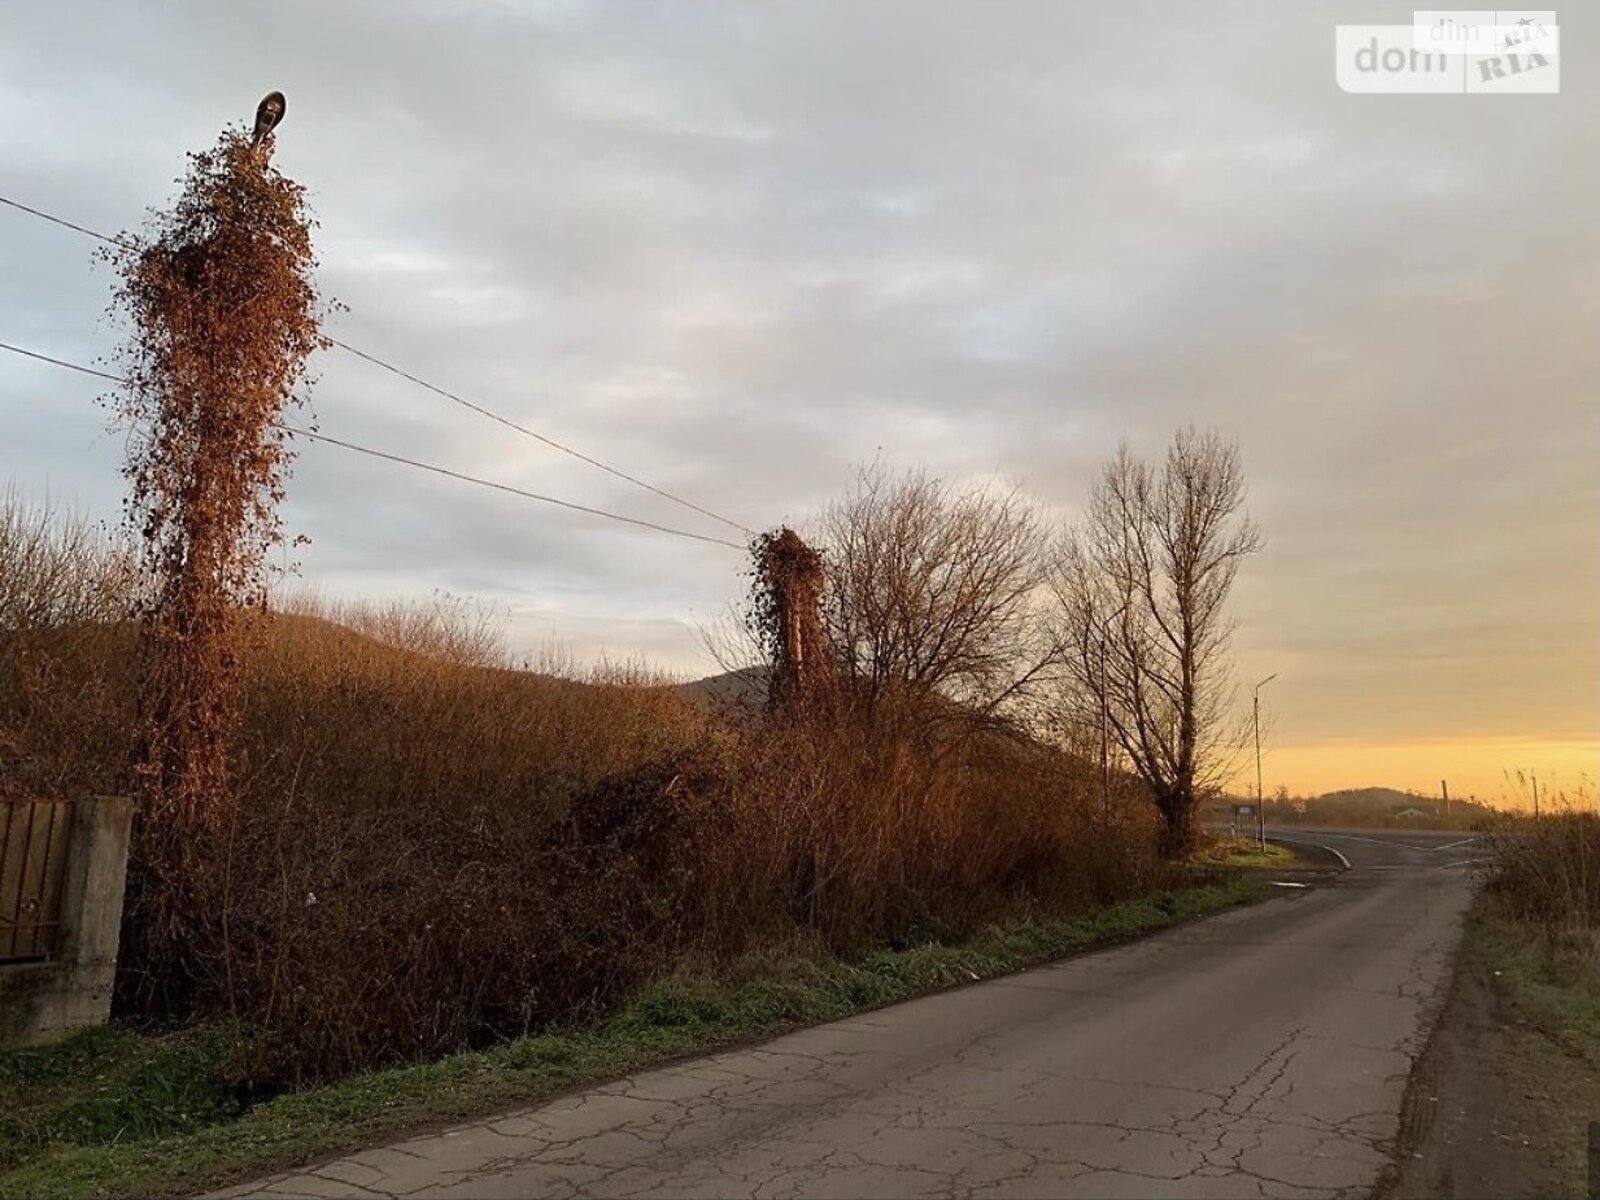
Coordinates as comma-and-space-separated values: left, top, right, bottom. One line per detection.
0, 1026, 251, 1168
0, 877, 1266, 1199
1461, 893, 1599, 1198
1193, 836, 1294, 870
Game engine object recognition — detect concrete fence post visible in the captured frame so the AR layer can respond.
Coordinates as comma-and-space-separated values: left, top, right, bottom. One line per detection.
58, 795, 134, 1001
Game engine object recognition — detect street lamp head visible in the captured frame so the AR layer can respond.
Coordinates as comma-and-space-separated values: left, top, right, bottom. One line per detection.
252, 91, 286, 148
1256, 672, 1279, 692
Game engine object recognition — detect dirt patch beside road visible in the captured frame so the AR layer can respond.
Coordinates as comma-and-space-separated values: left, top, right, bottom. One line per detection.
1382, 898, 1600, 1199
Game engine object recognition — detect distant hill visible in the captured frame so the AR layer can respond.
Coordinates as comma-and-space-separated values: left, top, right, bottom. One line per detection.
1315, 787, 1431, 811
679, 666, 767, 710
1271, 786, 1496, 829
1204, 783, 1499, 830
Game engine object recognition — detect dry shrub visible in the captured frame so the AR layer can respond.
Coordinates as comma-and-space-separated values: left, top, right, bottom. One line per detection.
0, 491, 140, 798
274, 590, 507, 668
8, 598, 710, 1077
207, 791, 686, 1080
1483, 806, 1600, 931
685, 706, 1163, 956
205, 630, 1167, 1082
206, 602, 709, 1073
0, 487, 140, 633
240, 608, 701, 829
3, 495, 1165, 1084
4, 610, 1164, 1083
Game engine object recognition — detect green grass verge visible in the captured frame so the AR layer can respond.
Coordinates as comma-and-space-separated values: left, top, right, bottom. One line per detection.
1221, 843, 1294, 869
1460, 895, 1599, 1198
1193, 836, 1295, 870
0, 876, 1267, 1199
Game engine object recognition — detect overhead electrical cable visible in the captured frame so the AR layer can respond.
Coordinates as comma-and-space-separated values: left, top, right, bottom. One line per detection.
0, 339, 745, 550
0, 192, 756, 537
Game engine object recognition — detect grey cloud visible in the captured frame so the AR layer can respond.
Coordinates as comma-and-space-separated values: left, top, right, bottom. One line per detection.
1, 1, 1594, 751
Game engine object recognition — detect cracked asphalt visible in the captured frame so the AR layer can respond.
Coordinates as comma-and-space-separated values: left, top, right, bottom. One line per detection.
221, 828, 1476, 1199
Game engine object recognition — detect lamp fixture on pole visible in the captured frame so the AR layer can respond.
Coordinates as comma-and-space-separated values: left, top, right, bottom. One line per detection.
252, 91, 286, 152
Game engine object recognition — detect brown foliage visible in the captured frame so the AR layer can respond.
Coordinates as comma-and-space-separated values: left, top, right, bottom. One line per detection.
100, 127, 331, 1007
750, 527, 834, 711
105, 126, 327, 831
0, 488, 140, 633
0, 518, 1164, 1079
0, 491, 141, 796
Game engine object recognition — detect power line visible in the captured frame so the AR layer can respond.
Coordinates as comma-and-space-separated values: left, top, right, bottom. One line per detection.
0, 340, 124, 383
0, 191, 757, 537
0, 339, 745, 550
331, 339, 755, 535
278, 426, 744, 548
0, 196, 129, 247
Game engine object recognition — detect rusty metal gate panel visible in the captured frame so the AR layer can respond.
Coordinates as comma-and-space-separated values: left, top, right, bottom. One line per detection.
0, 797, 75, 962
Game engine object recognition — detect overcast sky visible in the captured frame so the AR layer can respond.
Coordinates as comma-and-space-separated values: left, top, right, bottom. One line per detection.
2, 2, 1595, 800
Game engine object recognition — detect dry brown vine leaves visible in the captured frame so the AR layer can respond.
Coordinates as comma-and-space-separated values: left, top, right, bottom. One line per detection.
102, 124, 332, 1008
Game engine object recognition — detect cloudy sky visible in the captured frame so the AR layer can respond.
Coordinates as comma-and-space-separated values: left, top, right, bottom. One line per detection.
2, 1, 1594, 802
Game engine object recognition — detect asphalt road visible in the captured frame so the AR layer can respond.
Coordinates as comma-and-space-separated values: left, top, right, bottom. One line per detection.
225, 828, 1479, 1200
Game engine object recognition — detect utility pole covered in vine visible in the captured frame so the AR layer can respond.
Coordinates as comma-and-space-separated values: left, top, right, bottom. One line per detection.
751, 527, 834, 713
104, 94, 328, 1003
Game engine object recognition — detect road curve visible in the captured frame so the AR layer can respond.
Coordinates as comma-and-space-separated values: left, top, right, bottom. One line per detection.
224, 829, 1477, 1200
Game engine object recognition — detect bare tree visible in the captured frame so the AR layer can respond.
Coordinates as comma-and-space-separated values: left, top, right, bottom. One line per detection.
1052, 428, 1262, 856
823, 463, 1053, 723
0, 487, 141, 633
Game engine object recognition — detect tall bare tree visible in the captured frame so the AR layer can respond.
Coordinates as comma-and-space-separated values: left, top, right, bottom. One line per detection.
1052, 428, 1261, 856
823, 463, 1053, 723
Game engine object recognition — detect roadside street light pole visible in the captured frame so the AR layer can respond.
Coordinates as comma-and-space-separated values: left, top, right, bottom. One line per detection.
1098, 599, 1131, 822
1254, 673, 1278, 851
1099, 636, 1110, 820
1100, 601, 1126, 825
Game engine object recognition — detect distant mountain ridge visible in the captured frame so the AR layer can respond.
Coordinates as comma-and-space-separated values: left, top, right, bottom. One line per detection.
1268, 785, 1498, 829
679, 666, 767, 709
1315, 786, 1433, 809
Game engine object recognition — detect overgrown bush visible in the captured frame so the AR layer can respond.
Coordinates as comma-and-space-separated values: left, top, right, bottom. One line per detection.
1483, 808, 1600, 930
2, 492, 1166, 1084
0, 491, 141, 796
0, 488, 139, 634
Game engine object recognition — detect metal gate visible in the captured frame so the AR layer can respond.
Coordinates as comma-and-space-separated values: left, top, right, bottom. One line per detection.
0, 797, 75, 962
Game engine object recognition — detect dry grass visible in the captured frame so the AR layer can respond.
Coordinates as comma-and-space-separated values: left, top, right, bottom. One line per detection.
1466, 802, 1600, 1198
1482, 803, 1600, 932
1, 491, 1168, 1086
1190, 835, 1294, 870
